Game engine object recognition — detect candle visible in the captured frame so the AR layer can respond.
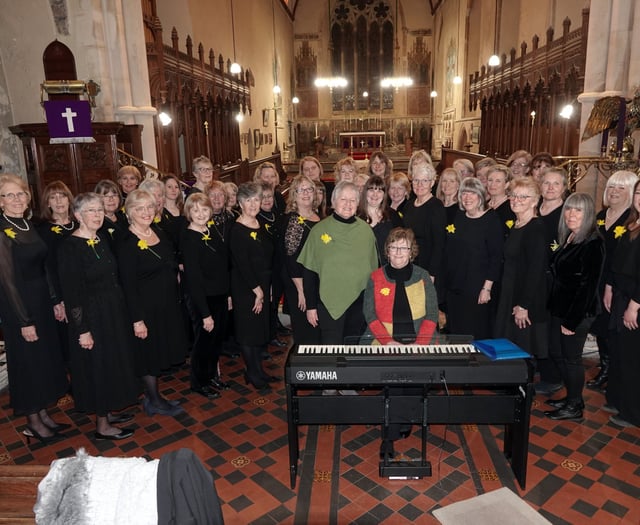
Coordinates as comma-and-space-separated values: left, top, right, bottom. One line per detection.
410, 120, 413, 136
315, 122, 318, 137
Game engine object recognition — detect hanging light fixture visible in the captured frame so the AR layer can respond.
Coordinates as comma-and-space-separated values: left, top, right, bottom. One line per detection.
488, 0, 501, 66
229, 0, 241, 74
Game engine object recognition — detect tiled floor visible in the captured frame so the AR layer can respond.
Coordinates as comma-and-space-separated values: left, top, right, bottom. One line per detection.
1, 340, 639, 524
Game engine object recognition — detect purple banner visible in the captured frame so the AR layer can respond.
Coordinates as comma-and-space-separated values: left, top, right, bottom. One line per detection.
44, 100, 94, 143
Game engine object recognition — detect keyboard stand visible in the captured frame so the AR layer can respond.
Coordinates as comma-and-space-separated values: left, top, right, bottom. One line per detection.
379, 386, 432, 479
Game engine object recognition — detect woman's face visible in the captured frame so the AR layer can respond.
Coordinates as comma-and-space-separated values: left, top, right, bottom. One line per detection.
148, 186, 165, 215
226, 189, 237, 208
119, 173, 139, 194
370, 157, 386, 177
48, 191, 70, 217
239, 194, 261, 218
208, 189, 226, 214
411, 173, 435, 199
77, 199, 105, 231
314, 186, 325, 208
338, 165, 356, 183
366, 185, 385, 208
564, 206, 584, 234
261, 190, 275, 212
510, 157, 530, 179
333, 187, 359, 219
541, 173, 565, 202
295, 182, 315, 209
194, 163, 214, 185
508, 189, 537, 216
259, 168, 278, 189
440, 174, 459, 198
531, 161, 552, 184
486, 170, 508, 197
387, 239, 412, 269
302, 161, 321, 181
164, 179, 181, 202
101, 191, 120, 214
460, 190, 481, 212
605, 182, 628, 209
190, 203, 211, 229
388, 182, 407, 204
129, 199, 156, 228
476, 166, 491, 187
0, 182, 30, 217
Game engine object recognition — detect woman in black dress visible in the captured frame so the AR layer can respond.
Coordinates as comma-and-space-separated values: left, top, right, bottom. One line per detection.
443, 177, 504, 339
0, 174, 68, 443
36, 181, 77, 364
587, 170, 638, 390
604, 179, 640, 428
486, 164, 516, 236
544, 193, 604, 421
495, 178, 548, 356
281, 175, 321, 345
436, 168, 461, 224
118, 189, 187, 416
94, 179, 127, 249
358, 175, 403, 265
402, 163, 446, 284
229, 182, 275, 390
58, 193, 139, 440
181, 193, 230, 400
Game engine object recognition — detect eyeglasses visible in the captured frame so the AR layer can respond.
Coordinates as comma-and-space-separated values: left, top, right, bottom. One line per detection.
389, 246, 411, 253
508, 194, 533, 201
102, 193, 120, 200
296, 187, 315, 194
511, 162, 529, 168
0, 191, 28, 201
82, 207, 105, 215
133, 205, 156, 213
412, 178, 434, 185
197, 167, 214, 173
367, 187, 385, 192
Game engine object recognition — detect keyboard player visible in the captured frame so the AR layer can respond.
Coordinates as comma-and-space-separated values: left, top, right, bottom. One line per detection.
361, 227, 439, 460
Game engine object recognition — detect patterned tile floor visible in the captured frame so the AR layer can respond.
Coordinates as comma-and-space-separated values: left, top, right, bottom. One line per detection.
1, 340, 639, 524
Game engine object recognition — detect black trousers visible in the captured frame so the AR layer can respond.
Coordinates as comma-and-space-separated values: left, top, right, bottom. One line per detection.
317, 292, 366, 345
548, 316, 592, 402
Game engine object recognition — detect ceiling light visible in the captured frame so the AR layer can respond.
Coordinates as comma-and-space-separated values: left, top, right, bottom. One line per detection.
158, 111, 172, 126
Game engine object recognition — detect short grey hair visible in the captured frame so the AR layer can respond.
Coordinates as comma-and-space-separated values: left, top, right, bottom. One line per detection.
458, 177, 487, 211
331, 180, 358, 207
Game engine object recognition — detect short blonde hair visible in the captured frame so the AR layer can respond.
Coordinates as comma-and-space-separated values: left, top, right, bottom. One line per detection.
124, 189, 154, 220
333, 157, 357, 182
0, 174, 31, 204
117, 165, 142, 183
184, 192, 213, 222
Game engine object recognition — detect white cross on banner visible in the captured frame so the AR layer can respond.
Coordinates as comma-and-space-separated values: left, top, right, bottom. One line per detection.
44, 100, 95, 144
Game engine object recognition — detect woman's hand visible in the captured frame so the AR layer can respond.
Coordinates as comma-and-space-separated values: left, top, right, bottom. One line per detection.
478, 288, 491, 305
252, 286, 264, 314
133, 320, 148, 339
297, 290, 307, 312
623, 301, 639, 330
512, 305, 531, 329
21, 325, 38, 342
560, 325, 575, 336
79, 331, 94, 350
203, 316, 214, 332
603, 284, 613, 313
306, 309, 319, 327
53, 302, 67, 322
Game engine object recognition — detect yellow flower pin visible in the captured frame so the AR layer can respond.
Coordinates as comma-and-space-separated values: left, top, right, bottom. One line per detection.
614, 225, 627, 239
86, 238, 98, 247
297, 215, 305, 225
446, 224, 456, 234
597, 219, 605, 227
265, 223, 271, 232
321, 233, 332, 244
207, 219, 215, 227
506, 220, 514, 229
250, 231, 258, 240
137, 239, 149, 250
108, 228, 115, 237
153, 216, 161, 224
51, 225, 63, 234
380, 287, 391, 296
550, 240, 560, 252
202, 233, 211, 241
3, 227, 16, 239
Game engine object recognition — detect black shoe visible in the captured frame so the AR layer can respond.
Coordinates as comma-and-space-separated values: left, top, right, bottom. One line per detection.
545, 398, 585, 410
399, 426, 412, 439
586, 368, 608, 389
94, 428, 135, 441
269, 338, 288, 348
220, 347, 240, 358
190, 386, 221, 400
23, 426, 63, 445
210, 377, 230, 390
108, 412, 135, 424
544, 402, 583, 421
244, 372, 269, 391
535, 382, 563, 395
142, 398, 185, 417
379, 439, 395, 461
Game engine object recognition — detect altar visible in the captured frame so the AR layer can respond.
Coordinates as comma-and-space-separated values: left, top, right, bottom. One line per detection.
339, 131, 385, 159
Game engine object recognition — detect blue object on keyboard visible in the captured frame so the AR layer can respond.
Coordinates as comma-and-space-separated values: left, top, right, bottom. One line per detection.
472, 338, 531, 360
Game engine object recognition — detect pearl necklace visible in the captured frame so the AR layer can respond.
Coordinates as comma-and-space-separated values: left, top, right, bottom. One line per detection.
131, 225, 153, 238
2, 212, 30, 231
56, 220, 76, 231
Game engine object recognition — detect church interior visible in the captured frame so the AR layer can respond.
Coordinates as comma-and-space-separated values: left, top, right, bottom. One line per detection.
1, 0, 640, 523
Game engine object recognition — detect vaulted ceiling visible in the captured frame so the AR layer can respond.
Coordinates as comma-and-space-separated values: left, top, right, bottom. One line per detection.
284, 0, 444, 19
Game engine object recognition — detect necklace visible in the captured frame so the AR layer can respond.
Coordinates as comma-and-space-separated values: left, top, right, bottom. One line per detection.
258, 210, 275, 223
2, 212, 30, 231
56, 219, 76, 231
131, 225, 153, 238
